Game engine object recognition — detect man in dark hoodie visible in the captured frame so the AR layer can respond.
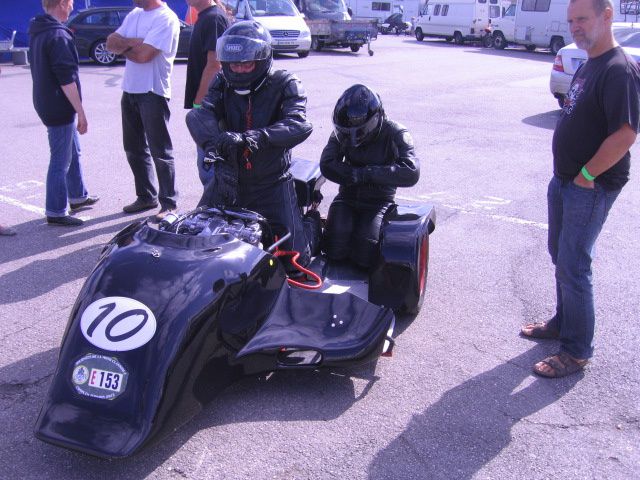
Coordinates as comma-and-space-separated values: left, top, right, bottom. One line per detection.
29, 0, 98, 227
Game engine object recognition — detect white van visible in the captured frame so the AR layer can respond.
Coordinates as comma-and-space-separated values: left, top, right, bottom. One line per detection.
236, 0, 312, 57
490, 0, 637, 54
414, 0, 491, 44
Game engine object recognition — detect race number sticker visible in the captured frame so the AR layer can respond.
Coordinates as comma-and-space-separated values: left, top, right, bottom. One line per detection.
71, 354, 129, 400
80, 296, 157, 351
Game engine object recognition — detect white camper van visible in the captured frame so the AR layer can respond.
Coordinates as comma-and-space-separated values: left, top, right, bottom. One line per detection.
414, 0, 491, 44
489, 0, 638, 54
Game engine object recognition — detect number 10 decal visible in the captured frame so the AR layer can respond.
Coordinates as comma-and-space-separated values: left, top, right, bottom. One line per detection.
80, 297, 157, 351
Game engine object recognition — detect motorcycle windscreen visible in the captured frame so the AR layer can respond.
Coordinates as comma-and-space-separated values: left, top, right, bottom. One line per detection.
236, 286, 394, 368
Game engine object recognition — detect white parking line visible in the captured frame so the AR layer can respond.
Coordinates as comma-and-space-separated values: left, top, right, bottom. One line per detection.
0, 193, 92, 221
395, 194, 549, 230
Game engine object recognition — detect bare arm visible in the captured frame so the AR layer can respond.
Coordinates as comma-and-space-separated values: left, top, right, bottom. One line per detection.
194, 51, 221, 106
106, 33, 142, 54
60, 82, 87, 135
574, 124, 637, 187
124, 43, 161, 64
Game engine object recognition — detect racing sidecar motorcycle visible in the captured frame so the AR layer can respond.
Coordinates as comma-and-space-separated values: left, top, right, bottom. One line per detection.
34, 158, 435, 458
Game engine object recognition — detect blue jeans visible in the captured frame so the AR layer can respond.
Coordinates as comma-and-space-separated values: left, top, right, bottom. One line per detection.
45, 121, 88, 217
196, 145, 215, 187
547, 176, 620, 359
121, 92, 177, 209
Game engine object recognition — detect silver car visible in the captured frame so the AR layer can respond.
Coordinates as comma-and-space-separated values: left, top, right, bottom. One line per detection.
549, 23, 640, 108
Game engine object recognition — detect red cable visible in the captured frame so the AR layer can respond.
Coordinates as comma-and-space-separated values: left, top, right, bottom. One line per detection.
274, 250, 323, 290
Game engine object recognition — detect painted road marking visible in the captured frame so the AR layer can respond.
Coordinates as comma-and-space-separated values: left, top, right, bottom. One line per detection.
396, 193, 548, 230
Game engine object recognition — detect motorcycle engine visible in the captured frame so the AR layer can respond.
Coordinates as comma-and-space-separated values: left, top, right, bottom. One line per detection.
160, 209, 264, 248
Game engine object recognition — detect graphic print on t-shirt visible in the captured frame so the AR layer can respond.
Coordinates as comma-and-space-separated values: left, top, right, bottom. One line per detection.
563, 77, 585, 115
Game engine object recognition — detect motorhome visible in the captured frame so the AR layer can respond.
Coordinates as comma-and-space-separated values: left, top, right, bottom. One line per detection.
490, 0, 639, 54
345, 0, 421, 22
413, 0, 491, 44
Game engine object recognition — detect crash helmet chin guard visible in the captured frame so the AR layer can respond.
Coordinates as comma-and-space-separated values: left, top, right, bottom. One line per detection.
332, 84, 385, 148
218, 20, 273, 93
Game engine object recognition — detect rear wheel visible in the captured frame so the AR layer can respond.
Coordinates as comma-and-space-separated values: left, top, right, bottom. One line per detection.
90, 40, 116, 65
453, 31, 464, 45
550, 36, 565, 55
405, 234, 429, 315
415, 28, 424, 41
350, 44, 361, 53
493, 32, 507, 50
298, 50, 309, 58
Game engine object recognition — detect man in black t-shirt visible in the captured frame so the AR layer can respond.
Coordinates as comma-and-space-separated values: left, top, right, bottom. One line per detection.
521, 0, 640, 378
184, 0, 229, 186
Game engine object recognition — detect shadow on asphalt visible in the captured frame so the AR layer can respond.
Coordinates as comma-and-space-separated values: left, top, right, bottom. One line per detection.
0, 214, 149, 304
0, 347, 379, 478
367, 343, 581, 480
522, 110, 561, 130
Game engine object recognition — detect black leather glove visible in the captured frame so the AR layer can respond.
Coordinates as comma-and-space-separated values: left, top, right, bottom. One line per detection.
349, 167, 370, 185
203, 148, 223, 166
216, 131, 246, 158
243, 129, 264, 154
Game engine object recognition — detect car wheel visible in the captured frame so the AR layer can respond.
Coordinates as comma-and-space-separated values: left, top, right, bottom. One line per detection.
453, 31, 464, 45
298, 50, 309, 58
415, 28, 424, 42
404, 233, 430, 315
525, 44, 536, 51
90, 40, 116, 66
311, 36, 322, 52
445, 36, 453, 42
493, 32, 507, 50
350, 44, 361, 53
550, 36, 565, 55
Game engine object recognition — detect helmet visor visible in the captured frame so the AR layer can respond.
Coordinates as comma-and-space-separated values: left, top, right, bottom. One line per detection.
218, 35, 272, 63
334, 112, 381, 147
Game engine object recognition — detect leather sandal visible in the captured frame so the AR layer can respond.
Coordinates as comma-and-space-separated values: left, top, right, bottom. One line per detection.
533, 352, 588, 378
520, 321, 560, 339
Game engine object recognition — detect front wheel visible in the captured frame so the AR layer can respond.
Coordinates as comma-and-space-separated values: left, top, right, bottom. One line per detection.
350, 44, 361, 53
90, 40, 117, 65
453, 31, 464, 45
298, 50, 309, 58
550, 36, 565, 55
493, 32, 507, 50
415, 28, 424, 42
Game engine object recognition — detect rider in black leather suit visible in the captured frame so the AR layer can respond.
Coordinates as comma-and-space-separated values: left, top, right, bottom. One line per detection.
186, 21, 316, 266
320, 84, 420, 268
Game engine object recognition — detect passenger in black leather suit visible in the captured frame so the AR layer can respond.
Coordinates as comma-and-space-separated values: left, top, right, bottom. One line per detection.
320, 84, 420, 268
186, 21, 316, 265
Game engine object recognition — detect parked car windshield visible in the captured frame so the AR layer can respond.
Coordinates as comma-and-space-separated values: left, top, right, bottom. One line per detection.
303, 0, 348, 14
614, 28, 640, 48
243, 0, 298, 16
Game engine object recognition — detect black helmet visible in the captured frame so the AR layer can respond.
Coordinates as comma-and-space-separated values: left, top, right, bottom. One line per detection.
332, 84, 384, 147
218, 21, 273, 92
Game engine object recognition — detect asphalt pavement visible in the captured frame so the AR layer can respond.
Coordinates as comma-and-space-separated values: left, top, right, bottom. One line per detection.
0, 34, 638, 479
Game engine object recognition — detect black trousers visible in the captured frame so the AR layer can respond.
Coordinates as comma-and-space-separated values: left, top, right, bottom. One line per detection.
323, 198, 391, 268
121, 92, 177, 208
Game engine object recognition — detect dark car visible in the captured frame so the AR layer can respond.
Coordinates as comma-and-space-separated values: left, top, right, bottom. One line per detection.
66, 7, 192, 65
378, 13, 411, 35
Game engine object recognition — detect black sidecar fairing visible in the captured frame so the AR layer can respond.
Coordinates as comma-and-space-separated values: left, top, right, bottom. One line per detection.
35, 220, 286, 458
34, 206, 395, 458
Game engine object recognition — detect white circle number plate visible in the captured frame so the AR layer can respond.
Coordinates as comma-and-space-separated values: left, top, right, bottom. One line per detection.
80, 296, 157, 351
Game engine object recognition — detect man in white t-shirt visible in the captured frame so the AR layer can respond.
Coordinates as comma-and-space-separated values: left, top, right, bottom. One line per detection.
106, 0, 180, 221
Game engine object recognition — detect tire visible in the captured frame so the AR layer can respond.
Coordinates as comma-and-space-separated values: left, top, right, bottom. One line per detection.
415, 28, 424, 42
453, 31, 464, 45
350, 44, 361, 53
445, 36, 453, 42
381, 27, 388, 35
298, 50, 309, 58
525, 44, 536, 51
550, 36, 565, 55
404, 234, 430, 315
90, 40, 117, 66
493, 32, 507, 50
311, 36, 322, 52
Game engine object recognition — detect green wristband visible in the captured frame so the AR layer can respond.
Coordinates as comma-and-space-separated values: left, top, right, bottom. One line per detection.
193, 103, 202, 109
581, 165, 596, 181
